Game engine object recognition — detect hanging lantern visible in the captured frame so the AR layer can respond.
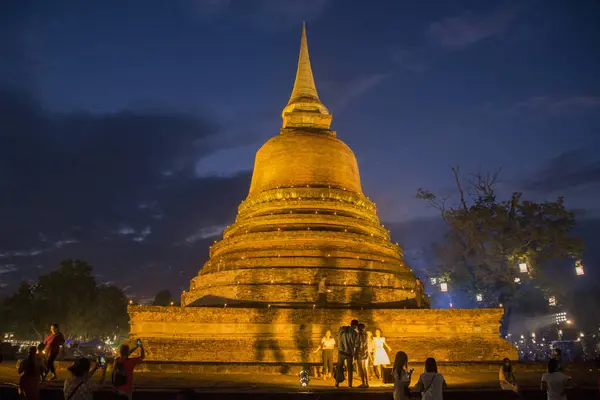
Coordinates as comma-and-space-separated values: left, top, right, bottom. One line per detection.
575, 260, 584, 276
476, 293, 483, 302
440, 282, 448, 292
519, 263, 528, 273
548, 296, 556, 306
514, 277, 521, 284
430, 277, 437, 285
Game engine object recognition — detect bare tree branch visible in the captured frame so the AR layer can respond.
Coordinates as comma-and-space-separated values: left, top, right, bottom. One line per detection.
450, 165, 468, 212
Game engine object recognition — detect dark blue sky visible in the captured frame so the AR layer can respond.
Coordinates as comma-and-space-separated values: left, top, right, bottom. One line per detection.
1, 0, 599, 301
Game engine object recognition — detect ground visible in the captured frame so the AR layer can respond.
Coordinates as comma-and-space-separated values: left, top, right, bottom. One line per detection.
0, 362, 598, 391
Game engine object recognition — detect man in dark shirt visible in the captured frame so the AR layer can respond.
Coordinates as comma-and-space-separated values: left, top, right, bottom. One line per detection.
335, 319, 359, 388
43, 323, 65, 380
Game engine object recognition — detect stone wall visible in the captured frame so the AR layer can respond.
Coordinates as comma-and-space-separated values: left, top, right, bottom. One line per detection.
128, 306, 517, 363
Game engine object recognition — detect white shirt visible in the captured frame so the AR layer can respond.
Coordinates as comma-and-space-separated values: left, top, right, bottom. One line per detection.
415, 372, 446, 400
541, 371, 571, 400
320, 337, 335, 349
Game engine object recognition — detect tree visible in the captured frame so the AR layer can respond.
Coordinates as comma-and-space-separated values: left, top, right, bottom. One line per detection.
1, 259, 129, 340
152, 289, 173, 306
417, 167, 584, 320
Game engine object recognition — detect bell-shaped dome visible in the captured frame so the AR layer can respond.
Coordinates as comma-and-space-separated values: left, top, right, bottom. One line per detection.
181, 23, 417, 308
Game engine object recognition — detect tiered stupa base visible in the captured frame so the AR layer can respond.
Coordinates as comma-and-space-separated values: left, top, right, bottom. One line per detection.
128, 305, 517, 364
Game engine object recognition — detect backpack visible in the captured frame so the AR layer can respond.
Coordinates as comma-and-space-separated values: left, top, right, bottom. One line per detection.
111, 358, 127, 387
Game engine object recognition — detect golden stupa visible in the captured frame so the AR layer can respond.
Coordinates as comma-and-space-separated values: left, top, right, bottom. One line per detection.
181, 23, 418, 308
128, 25, 516, 365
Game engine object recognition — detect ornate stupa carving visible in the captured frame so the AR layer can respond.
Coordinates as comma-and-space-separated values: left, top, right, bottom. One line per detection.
129, 24, 516, 365
181, 23, 419, 307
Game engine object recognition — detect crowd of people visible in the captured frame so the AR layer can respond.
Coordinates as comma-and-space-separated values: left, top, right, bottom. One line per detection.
15, 322, 583, 400
315, 319, 447, 399
314, 319, 578, 400
15, 323, 150, 400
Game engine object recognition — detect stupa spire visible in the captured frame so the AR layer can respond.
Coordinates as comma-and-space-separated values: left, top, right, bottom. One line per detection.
288, 22, 320, 104
281, 23, 332, 131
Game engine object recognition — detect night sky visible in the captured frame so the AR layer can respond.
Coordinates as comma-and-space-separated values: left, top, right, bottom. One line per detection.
2, 0, 599, 302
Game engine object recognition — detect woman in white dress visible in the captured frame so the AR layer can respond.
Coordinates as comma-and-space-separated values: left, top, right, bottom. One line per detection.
373, 328, 392, 380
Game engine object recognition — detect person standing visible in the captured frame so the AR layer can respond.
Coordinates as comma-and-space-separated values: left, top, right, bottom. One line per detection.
313, 330, 336, 379
392, 351, 413, 400
551, 348, 563, 371
414, 357, 447, 400
541, 358, 573, 400
366, 331, 376, 379
414, 278, 424, 308
356, 323, 370, 388
373, 328, 392, 380
44, 323, 65, 380
63, 357, 106, 400
316, 276, 331, 306
113, 342, 145, 400
499, 358, 519, 395
335, 319, 359, 388
18, 346, 46, 400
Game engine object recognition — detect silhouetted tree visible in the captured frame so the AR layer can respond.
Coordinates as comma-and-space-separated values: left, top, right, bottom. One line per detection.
1, 259, 128, 339
417, 167, 584, 320
152, 289, 173, 306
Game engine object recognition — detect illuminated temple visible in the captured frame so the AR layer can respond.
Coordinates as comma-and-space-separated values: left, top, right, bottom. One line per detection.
129, 24, 517, 365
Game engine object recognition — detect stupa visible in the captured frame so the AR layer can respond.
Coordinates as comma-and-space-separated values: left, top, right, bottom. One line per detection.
128, 24, 516, 365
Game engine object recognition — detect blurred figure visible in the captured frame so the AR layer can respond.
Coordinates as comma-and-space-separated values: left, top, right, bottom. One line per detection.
414, 278, 424, 308
316, 276, 331, 306
499, 358, 519, 396
551, 348, 562, 371
313, 330, 335, 379
18, 346, 46, 400
541, 358, 573, 400
356, 323, 369, 388
44, 323, 65, 380
366, 331, 376, 379
36, 343, 47, 382
63, 357, 105, 400
392, 351, 412, 400
415, 357, 447, 400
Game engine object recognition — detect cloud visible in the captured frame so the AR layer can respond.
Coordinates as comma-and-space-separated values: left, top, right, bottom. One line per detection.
391, 48, 429, 74
509, 95, 600, 119
522, 148, 600, 193
189, 0, 332, 29
185, 225, 227, 243
428, 4, 520, 49
0, 86, 253, 295
322, 73, 391, 113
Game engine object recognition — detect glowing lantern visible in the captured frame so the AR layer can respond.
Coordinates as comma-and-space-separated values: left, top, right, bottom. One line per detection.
519, 263, 528, 273
430, 277, 437, 285
476, 293, 483, 302
549, 296, 556, 306
440, 282, 448, 292
514, 277, 521, 284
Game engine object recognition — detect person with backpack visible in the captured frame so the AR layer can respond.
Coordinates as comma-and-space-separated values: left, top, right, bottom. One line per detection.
414, 357, 447, 400
112, 341, 145, 399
